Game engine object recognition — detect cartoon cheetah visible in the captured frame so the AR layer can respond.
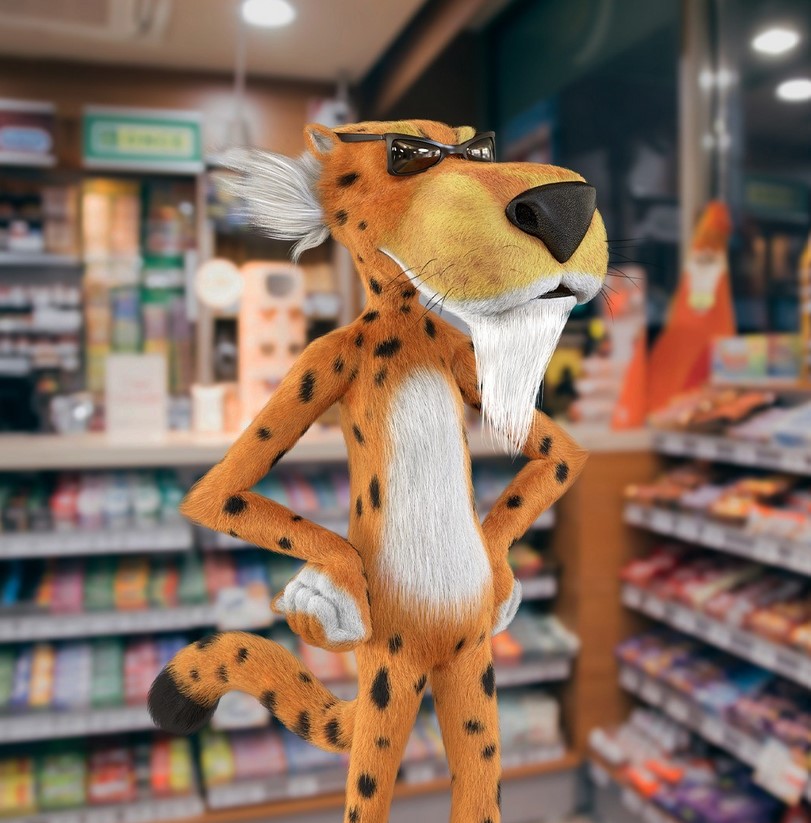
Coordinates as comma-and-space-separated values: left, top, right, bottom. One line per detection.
148, 120, 608, 822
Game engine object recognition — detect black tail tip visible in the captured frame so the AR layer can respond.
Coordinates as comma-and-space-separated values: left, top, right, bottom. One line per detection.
147, 667, 218, 735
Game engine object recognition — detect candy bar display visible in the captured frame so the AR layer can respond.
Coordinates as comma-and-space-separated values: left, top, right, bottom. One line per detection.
0, 737, 196, 817
590, 709, 785, 823
616, 630, 811, 772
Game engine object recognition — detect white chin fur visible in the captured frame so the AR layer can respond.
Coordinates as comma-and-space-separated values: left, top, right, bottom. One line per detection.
468, 297, 574, 454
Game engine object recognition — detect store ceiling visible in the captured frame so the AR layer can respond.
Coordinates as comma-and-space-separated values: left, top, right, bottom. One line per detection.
0, 0, 428, 83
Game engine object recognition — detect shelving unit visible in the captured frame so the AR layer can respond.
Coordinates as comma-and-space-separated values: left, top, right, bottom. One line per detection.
0, 796, 205, 823
588, 757, 678, 823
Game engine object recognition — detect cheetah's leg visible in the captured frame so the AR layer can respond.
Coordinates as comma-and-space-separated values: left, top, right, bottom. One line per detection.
432, 637, 501, 823
343, 642, 428, 823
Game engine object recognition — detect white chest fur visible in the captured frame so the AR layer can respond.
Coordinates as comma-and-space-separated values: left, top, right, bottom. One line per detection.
378, 368, 491, 614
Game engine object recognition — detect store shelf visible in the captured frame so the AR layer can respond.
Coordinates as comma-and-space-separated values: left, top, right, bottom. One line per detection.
1, 795, 205, 823
0, 522, 193, 559
588, 757, 678, 823
0, 603, 212, 642
618, 664, 811, 804
0, 425, 650, 472
517, 574, 557, 600
621, 584, 811, 689
652, 430, 811, 475
623, 503, 811, 576
0, 252, 82, 268
0, 704, 153, 743
206, 744, 569, 810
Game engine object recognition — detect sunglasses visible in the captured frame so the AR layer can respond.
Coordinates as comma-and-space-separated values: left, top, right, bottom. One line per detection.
337, 131, 496, 176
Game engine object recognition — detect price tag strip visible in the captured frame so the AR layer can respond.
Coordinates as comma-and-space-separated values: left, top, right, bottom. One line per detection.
0, 524, 193, 560
0, 705, 153, 743
2, 796, 205, 823
623, 505, 810, 578
0, 605, 213, 643
520, 575, 558, 600
652, 431, 811, 476
618, 665, 811, 803
622, 585, 811, 690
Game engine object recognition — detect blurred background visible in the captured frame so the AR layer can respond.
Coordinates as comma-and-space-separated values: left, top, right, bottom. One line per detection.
0, 1, 810, 822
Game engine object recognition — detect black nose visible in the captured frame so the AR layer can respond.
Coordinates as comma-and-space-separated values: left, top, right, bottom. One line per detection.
505, 181, 596, 263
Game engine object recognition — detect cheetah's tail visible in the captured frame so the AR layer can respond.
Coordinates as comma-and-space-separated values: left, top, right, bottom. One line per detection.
147, 631, 355, 753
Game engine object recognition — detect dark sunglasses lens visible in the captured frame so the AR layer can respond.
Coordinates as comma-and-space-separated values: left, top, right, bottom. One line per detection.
390, 139, 442, 174
466, 137, 495, 162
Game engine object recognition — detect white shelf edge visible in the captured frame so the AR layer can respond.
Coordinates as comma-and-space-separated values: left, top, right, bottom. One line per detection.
652, 430, 811, 476
621, 584, 811, 689
623, 503, 811, 577
0, 253, 82, 268
618, 663, 811, 804
0, 795, 205, 823
0, 705, 153, 743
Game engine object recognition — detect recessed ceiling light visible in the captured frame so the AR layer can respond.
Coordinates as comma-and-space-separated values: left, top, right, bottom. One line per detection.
241, 0, 295, 28
776, 78, 811, 102
752, 26, 800, 55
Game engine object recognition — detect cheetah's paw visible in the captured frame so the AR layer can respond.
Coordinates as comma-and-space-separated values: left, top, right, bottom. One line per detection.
492, 578, 522, 635
274, 565, 369, 648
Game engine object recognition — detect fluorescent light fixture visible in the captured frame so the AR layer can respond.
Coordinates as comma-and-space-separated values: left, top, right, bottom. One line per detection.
752, 26, 800, 55
776, 77, 811, 102
241, 0, 295, 28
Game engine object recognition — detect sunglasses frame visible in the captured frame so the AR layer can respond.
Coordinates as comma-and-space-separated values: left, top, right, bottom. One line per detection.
336, 131, 497, 176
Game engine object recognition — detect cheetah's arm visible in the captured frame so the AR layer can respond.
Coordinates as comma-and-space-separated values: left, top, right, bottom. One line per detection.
180, 328, 367, 600
449, 329, 588, 607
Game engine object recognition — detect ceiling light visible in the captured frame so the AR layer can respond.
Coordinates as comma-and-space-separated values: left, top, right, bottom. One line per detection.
752, 26, 800, 55
241, 0, 295, 28
776, 78, 811, 102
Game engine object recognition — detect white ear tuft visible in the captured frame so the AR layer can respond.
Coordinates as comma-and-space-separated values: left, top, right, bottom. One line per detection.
219, 147, 329, 261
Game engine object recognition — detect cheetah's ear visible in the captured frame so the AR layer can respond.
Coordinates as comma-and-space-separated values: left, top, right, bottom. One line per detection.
304, 123, 339, 157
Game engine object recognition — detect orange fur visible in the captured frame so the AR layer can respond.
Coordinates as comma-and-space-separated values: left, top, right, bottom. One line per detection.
149, 120, 603, 823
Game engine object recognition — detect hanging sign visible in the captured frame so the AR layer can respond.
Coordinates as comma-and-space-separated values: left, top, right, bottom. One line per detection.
82, 106, 203, 173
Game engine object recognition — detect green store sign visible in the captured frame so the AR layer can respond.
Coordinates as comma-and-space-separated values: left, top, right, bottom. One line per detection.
83, 106, 203, 173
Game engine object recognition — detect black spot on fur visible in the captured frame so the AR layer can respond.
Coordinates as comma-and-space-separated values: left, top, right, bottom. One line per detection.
478, 632, 486, 646
196, 633, 220, 650
333, 356, 345, 373
355, 332, 364, 347
388, 634, 403, 654
348, 808, 359, 823
402, 287, 416, 299
236, 647, 249, 663
556, 461, 569, 483
414, 674, 427, 693
261, 690, 276, 712
369, 277, 382, 294
374, 338, 402, 358
482, 663, 495, 697
465, 719, 485, 734
358, 220, 368, 231
147, 667, 217, 734
291, 514, 303, 522
425, 317, 436, 338
455, 638, 466, 653
349, 367, 359, 381
217, 664, 229, 683
352, 424, 365, 445
323, 699, 337, 710
356, 496, 363, 517
540, 435, 553, 455
482, 744, 497, 760
325, 717, 343, 747
190, 669, 200, 681
484, 819, 494, 823
362, 310, 379, 323
357, 255, 364, 264
497, 781, 502, 807
375, 368, 387, 385
376, 737, 391, 749
295, 710, 311, 739
335, 209, 348, 226
271, 449, 288, 468
506, 495, 523, 509
299, 672, 313, 684
228, 530, 238, 538
278, 536, 293, 551
338, 172, 359, 187
358, 774, 377, 798
400, 304, 411, 314
257, 426, 272, 440
223, 495, 247, 515
299, 370, 316, 402
370, 667, 391, 709
369, 476, 381, 509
